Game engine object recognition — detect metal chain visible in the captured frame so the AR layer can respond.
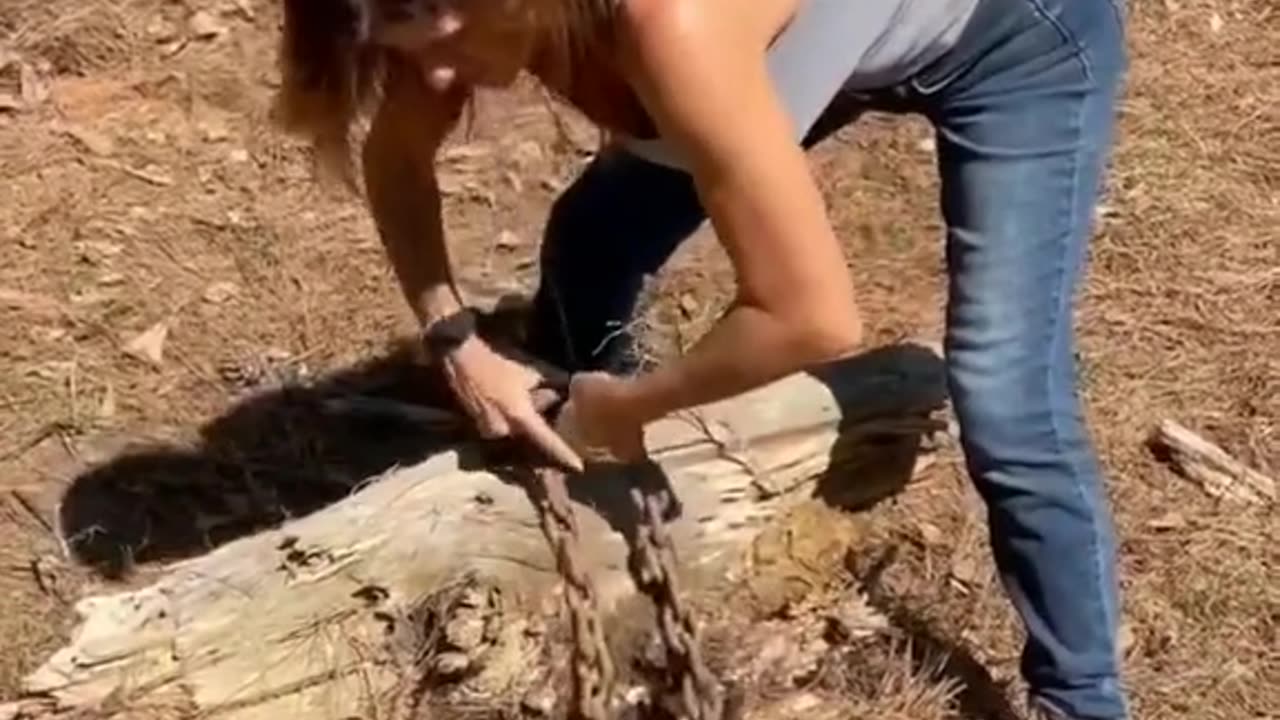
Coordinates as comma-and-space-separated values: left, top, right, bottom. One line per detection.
526, 290, 725, 719
529, 465, 728, 720
625, 478, 726, 720
530, 467, 617, 720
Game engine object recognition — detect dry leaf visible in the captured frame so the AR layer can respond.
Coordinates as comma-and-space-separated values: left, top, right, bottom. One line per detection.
916, 521, 944, 546
124, 320, 171, 367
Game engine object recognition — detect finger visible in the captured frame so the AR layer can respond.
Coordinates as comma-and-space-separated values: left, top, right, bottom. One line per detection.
530, 386, 565, 414
477, 402, 511, 438
509, 406, 584, 472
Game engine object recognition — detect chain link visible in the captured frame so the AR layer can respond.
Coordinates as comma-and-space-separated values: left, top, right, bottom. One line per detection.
531, 467, 617, 720
529, 464, 729, 720
625, 475, 726, 720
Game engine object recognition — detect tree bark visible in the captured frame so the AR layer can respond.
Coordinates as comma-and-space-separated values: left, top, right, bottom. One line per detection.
17, 344, 948, 720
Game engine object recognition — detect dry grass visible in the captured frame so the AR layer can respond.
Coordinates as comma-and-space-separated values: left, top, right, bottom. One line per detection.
1, 0, 1277, 718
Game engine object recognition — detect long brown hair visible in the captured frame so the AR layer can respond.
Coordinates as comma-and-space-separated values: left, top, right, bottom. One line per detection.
272, 0, 613, 186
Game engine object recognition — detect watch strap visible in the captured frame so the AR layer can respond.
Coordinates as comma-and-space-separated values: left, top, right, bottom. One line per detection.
422, 307, 477, 358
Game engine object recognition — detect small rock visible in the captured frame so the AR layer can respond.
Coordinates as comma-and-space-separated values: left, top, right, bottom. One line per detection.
495, 229, 520, 250
202, 281, 239, 304
678, 293, 699, 318
504, 171, 524, 193
1118, 622, 1137, 657
444, 615, 486, 651
783, 693, 824, 713
189, 11, 227, 39
199, 119, 230, 142
229, 0, 255, 20
1147, 511, 1187, 531
948, 554, 982, 593
513, 140, 544, 167
146, 17, 179, 43
432, 651, 471, 678
520, 686, 556, 717
457, 586, 489, 609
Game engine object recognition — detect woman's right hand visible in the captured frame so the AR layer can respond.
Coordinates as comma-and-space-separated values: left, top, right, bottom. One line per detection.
440, 335, 584, 472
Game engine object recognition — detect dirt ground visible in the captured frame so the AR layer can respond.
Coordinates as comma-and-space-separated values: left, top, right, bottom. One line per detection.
0, 0, 1276, 718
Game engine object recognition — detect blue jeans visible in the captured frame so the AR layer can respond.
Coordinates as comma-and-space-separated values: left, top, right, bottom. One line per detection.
527, 0, 1129, 716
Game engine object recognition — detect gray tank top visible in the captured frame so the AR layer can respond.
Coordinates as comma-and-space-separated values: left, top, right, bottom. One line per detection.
621, 0, 979, 169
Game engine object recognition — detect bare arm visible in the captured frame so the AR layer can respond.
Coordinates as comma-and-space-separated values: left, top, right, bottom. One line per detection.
360, 62, 583, 470
361, 61, 469, 327
612, 0, 865, 423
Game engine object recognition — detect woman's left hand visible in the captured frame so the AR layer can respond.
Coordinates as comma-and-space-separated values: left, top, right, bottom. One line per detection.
555, 372, 648, 466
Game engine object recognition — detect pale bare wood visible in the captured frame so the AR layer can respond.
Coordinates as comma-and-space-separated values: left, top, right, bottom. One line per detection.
20, 345, 947, 720
1153, 419, 1276, 505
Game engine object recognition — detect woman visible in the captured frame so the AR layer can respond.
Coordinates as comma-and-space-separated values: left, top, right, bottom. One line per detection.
275, 0, 1130, 717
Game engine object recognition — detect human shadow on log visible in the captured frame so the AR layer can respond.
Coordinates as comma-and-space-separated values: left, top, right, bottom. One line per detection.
57, 342, 473, 579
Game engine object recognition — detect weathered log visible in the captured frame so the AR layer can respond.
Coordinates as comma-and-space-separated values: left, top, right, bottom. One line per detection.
1152, 419, 1276, 505
18, 344, 948, 720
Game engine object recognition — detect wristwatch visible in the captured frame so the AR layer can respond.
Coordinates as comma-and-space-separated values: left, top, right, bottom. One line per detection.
422, 307, 477, 359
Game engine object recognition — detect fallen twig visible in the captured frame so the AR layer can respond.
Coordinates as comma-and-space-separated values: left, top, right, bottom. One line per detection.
1150, 419, 1276, 505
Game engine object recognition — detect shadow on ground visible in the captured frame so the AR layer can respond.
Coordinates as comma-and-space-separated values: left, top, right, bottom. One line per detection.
57, 342, 473, 579
845, 544, 1023, 720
